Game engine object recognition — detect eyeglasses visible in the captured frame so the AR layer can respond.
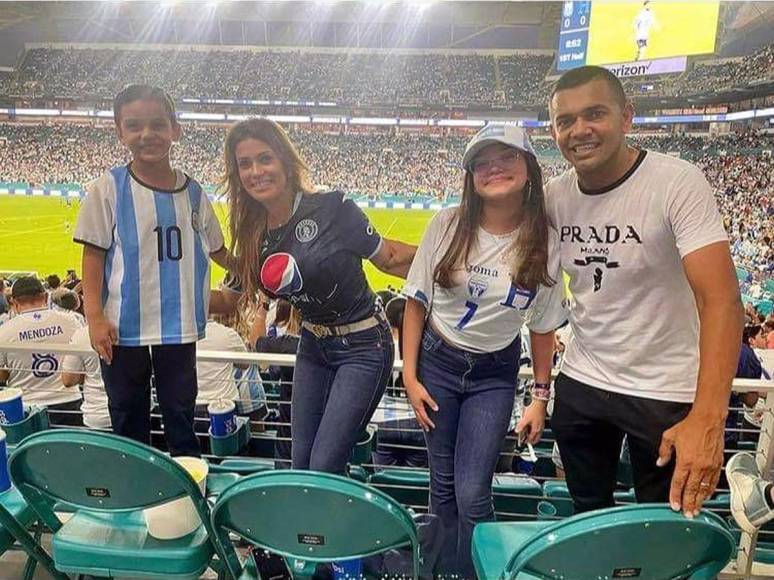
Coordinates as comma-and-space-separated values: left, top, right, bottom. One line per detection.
470, 150, 521, 174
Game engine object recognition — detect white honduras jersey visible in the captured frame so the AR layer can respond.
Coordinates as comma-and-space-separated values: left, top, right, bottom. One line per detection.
546, 150, 729, 402
403, 208, 567, 353
61, 326, 111, 429
74, 166, 225, 346
0, 307, 84, 406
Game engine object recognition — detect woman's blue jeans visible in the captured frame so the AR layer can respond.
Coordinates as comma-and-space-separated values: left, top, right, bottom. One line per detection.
419, 325, 520, 579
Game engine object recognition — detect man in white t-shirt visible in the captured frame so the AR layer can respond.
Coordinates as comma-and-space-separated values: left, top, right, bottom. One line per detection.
0, 277, 84, 426
546, 66, 743, 517
195, 319, 247, 406
61, 326, 111, 430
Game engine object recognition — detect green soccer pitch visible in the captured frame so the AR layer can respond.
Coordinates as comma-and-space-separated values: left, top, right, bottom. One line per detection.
0, 196, 435, 291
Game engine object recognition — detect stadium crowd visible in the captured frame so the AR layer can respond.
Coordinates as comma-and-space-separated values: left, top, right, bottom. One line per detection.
0, 121, 771, 270
669, 43, 774, 96
4, 43, 772, 109
4, 48, 548, 107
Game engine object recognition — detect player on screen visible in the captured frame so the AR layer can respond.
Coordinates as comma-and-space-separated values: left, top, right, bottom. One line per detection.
401, 124, 566, 578
633, 1, 659, 61
209, 118, 416, 475
74, 84, 230, 456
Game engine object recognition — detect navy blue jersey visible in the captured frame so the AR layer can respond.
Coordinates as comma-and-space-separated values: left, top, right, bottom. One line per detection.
232, 191, 383, 326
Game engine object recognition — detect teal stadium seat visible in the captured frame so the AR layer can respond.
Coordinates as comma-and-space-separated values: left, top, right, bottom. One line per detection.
210, 470, 421, 580
0, 487, 68, 580
492, 474, 543, 521
472, 504, 735, 580
8, 430, 226, 579
369, 468, 430, 509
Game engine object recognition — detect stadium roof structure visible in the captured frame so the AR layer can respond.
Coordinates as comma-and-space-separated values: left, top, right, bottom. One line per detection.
0, 1, 562, 55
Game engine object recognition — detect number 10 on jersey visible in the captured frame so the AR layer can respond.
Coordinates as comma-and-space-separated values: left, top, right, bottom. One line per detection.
154, 226, 183, 262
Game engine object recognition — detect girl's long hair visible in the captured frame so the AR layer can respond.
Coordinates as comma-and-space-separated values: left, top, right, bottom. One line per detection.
221, 118, 314, 304
434, 151, 554, 291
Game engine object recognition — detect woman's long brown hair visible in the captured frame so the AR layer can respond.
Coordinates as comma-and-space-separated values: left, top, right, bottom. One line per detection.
434, 151, 554, 291
221, 118, 314, 304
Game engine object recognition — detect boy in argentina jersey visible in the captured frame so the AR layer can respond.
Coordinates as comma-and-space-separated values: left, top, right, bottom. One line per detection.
74, 84, 229, 456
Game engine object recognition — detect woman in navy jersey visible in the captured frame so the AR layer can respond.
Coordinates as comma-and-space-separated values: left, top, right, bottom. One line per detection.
402, 125, 566, 578
211, 118, 415, 474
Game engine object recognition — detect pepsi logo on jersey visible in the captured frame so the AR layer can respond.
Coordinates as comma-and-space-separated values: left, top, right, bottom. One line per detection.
261, 253, 304, 296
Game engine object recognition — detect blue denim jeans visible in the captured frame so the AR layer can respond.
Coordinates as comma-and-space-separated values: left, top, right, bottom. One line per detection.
292, 318, 394, 474
419, 325, 520, 579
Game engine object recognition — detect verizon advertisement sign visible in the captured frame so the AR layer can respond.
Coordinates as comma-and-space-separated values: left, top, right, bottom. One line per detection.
603, 56, 688, 78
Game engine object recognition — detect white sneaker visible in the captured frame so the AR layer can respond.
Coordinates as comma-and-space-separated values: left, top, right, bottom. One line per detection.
726, 452, 774, 534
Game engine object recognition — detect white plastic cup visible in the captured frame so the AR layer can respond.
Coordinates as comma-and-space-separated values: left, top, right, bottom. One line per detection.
144, 456, 208, 540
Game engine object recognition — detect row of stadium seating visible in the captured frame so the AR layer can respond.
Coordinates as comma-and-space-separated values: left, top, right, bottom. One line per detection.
6, 48, 553, 108
0, 428, 741, 580
3, 43, 772, 108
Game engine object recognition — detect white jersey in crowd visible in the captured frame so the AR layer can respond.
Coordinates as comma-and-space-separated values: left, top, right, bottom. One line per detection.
196, 320, 246, 405
61, 326, 111, 430
545, 150, 729, 402
403, 207, 567, 353
74, 165, 225, 347
0, 307, 84, 406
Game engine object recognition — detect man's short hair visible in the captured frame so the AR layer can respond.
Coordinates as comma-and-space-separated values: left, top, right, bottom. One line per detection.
113, 84, 177, 125
11, 276, 45, 300
51, 288, 80, 312
45, 274, 61, 290
551, 66, 628, 109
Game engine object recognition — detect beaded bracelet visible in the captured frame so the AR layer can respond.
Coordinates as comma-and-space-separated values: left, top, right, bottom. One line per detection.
531, 382, 552, 401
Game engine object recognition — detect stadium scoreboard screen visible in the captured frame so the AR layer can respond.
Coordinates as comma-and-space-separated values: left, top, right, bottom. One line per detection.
558, 1, 720, 76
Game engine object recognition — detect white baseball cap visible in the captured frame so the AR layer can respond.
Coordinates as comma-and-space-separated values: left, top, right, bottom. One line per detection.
462, 124, 536, 171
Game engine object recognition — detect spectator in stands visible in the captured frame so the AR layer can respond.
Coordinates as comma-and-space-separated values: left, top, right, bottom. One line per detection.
74, 84, 230, 456
726, 324, 769, 446
371, 295, 428, 469
546, 66, 744, 518
61, 325, 111, 430
50, 287, 82, 316
251, 299, 300, 467
765, 317, 774, 349
210, 118, 416, 474
0, 276, 83, 426
45, 274, 61, 291
195, 317, 249, 414
402, 125, 566, 578
0, 279, 7, 316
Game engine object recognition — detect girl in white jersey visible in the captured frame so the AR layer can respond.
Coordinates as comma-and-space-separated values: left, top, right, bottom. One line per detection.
402, 125, 566, 578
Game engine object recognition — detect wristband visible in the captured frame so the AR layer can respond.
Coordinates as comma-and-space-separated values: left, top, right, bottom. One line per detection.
531, 382, 551, 401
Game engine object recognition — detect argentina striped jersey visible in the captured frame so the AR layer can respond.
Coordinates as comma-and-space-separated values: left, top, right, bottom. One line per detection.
74, 165, 225, 346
